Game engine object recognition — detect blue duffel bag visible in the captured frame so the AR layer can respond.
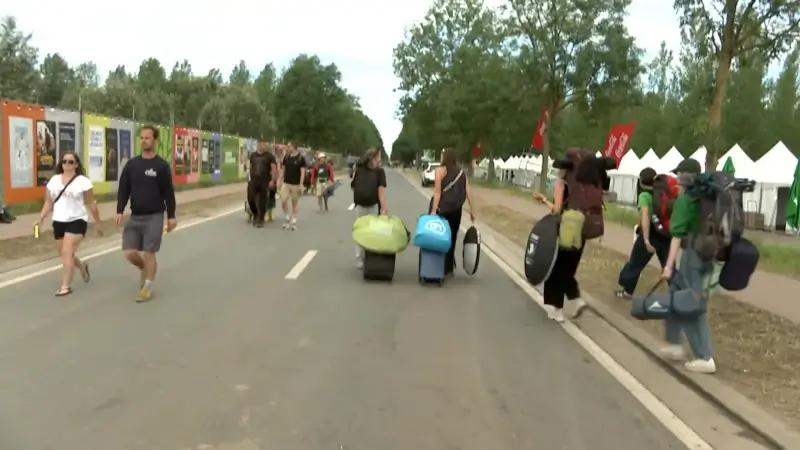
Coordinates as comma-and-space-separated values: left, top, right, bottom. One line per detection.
413, 214, 452, 253
630, 278, 707, 320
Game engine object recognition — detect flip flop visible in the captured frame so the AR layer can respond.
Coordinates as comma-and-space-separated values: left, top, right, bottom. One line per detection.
55, 287, 73, 297
82, 264, 91, 283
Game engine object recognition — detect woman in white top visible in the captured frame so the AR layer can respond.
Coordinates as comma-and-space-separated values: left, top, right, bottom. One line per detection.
38, 152, 102, 296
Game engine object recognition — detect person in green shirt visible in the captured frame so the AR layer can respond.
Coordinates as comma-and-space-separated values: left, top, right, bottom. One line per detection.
616, 167, 671, 298
659, 158, 716, 374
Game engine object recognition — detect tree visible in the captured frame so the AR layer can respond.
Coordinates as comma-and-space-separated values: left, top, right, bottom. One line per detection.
504, 0, 644, 191
0, 17, 39, 103
0, 16, 383, 157
674, 0, 800, 169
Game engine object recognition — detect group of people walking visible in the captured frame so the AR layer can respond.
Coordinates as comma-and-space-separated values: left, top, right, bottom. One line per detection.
532, 151, 718, 374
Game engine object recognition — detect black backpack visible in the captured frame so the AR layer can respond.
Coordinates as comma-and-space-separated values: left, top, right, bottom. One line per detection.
353, 166, 379, 206
687, 171, 745, 261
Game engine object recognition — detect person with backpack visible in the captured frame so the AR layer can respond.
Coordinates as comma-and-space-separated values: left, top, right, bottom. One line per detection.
310, 153, 335, 212
351, 147, 388, 269
428, 148, 476, 276
533, 149, 608, 322
658, 158, 722, 374
616, 167, 676, 298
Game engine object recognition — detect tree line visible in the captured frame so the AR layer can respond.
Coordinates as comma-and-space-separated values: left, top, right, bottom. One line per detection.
0, 16, 386, 158
391, 0, 800, 190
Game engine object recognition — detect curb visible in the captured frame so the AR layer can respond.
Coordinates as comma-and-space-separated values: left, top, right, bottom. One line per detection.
475, 218, 800, 450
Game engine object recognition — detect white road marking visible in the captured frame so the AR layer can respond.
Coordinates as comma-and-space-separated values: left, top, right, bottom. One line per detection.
0, 207, 241, 290
403, 173, 713, 450
285, 250, 318, 280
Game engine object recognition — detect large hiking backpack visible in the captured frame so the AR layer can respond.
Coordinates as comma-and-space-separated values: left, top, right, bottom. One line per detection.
688, 171, 745, 261
651, 174, 679, 236
563, 148, 605, 240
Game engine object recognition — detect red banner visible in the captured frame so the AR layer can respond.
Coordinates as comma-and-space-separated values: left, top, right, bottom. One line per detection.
531, 108, 550, 150
472, 142, 481, 156
602, 122, 637, 168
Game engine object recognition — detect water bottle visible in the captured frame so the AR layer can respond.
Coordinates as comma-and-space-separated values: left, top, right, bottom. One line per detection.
33, 222, 40, 239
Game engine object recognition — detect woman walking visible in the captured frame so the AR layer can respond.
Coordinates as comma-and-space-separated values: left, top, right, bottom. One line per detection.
37, 152, 101, 296
534, 154, 608, 321
428, 148, 476, 276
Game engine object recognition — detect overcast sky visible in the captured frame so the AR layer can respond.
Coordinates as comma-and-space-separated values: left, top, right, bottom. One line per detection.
8, 0, 680, 153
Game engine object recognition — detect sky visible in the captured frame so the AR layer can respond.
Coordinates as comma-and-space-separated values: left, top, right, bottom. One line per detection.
8, 0, 680, 155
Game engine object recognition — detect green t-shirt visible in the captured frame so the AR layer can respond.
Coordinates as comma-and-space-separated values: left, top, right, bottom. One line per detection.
637, 191, 653, 210
668, 193, 699, 238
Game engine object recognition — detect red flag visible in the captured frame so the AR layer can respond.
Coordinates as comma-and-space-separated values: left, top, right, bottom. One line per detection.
602, 122, 637, 168
531, 108, 550, 150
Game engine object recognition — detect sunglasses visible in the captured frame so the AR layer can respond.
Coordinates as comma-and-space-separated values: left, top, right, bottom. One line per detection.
61, 159, 77, 165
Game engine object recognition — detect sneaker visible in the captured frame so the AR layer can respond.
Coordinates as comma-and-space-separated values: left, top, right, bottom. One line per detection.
267, 211, 274, 222
290, 218, 297, 230
256, 221, 265, 228
571, 299, 587, 318
282, 218, 291, 229
685, 358, 716, 374
136, 285, 153, 302
615, 289, 632, 299
552, 308, 565, 323
659, 345, 686, 361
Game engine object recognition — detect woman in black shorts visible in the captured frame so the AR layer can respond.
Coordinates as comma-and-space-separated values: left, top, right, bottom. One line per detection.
38, 152, 102, 296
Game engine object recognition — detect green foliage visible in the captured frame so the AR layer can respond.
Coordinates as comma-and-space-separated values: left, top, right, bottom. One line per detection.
392, 0, 800, 178
0, 17, 383, 156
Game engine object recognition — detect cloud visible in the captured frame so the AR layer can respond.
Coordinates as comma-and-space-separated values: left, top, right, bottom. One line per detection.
8, 0, 680, 156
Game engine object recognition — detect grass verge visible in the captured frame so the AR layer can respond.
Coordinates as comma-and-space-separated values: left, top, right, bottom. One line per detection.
0, 192, 243, 263
470, 177, 800, 279
4, 177, 244, 216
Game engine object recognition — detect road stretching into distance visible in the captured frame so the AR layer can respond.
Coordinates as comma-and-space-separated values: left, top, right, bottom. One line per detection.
0, 171, 687, 450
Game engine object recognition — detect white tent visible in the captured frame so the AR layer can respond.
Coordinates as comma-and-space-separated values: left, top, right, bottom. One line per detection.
638, 149, 660, 171
616, 150, 641, 174
688, 146, 707, 171
716, 144, 756, 179
655, 147, 684, 174
753, 141, 797, 184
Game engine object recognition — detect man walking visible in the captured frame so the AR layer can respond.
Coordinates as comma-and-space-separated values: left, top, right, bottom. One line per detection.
116, 125, 177, 302
278, 142, 306, 230
247, 142, 278, 227
310, 153, 335, 212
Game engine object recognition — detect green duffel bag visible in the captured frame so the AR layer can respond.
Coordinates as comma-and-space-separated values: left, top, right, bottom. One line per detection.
353, 214, 411, 254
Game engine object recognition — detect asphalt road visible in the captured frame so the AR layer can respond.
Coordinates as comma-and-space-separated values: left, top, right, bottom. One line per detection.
0, 172, 688, 450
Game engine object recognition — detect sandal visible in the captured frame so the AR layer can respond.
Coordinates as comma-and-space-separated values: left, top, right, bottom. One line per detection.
55, 287, 73, 297
81, 263, 91, 283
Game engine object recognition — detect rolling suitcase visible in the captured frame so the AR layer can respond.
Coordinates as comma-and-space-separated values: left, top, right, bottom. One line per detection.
363, 251, 395, 282
418, 248, 446, 286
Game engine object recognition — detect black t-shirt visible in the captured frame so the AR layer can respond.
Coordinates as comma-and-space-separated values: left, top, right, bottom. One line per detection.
282, 153, 307, 185
249, 151, 276, 181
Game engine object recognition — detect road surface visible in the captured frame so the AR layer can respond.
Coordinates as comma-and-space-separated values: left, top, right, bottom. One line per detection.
0, 172, 687, 450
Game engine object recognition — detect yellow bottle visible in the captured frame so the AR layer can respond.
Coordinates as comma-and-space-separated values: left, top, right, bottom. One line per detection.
33, 222, 40, 239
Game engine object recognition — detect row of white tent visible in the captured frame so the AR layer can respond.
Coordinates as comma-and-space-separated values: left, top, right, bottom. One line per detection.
477, 142, 798, 230
482, 141, 798, 185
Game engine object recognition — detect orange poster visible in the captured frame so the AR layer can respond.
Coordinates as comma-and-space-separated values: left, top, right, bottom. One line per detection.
2, 100, 45, 204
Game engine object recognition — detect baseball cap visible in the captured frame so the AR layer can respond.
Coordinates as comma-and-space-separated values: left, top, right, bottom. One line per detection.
639, 167, 656, 186
672, 158, 702, 174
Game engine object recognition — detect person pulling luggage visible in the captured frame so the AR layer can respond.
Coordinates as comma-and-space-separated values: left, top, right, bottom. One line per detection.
351, 147, 387, 269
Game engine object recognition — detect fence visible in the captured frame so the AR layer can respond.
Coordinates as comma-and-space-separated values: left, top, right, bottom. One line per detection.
0, 99, 342, 206
475, 165, 793, 232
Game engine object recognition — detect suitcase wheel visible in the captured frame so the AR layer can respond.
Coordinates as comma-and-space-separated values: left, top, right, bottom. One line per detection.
438, 279, 444, 287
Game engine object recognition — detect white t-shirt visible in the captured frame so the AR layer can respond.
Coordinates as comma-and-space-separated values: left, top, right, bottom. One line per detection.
46, 174, 93, 223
